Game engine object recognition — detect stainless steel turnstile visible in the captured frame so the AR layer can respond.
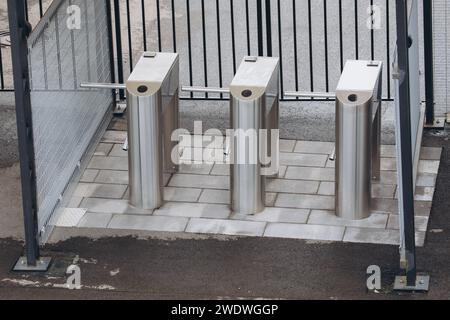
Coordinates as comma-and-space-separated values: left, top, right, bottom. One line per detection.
335, 60, 382, 220
229, 56, 280, 215
81, 52, 179, 210
127, 52, 179, 210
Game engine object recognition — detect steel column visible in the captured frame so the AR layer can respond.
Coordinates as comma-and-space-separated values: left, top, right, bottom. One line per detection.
395, 0, 417, 288
7, 0, 40, 266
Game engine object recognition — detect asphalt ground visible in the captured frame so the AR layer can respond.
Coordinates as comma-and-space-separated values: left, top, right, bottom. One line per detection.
0, 128, 448, 300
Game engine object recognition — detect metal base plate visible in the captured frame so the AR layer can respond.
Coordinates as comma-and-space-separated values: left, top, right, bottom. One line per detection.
424, 117, 446, 129
394, 275, 430, 292
13, 257, 52, 272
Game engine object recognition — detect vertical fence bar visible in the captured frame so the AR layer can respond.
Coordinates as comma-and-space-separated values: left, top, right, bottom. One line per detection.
69, 0, 78, 90
257, 0, 264, 56
277, 0, 284, 99
292, 0, 299, 96
186, 0, 193, 98
386, 0, 391, 99
265, 0, 272, 56
54, 14, 63, 89
0, 43, 4, 90
230, 0, 237, 73
370, 0, 375, 60
355, 0, 359, 59
106, 0, 117, 89
171, 0, 177, 52
156, 0, 162, 51
7, 0, 40, 266
39, 0, 44, 17
113, 0, 125, 99
126, 0, 133, 72
201, 0, 208, 98
141, 0, 147, 51
245, 0, 251, 55
395, 0, 417, 287
423, 0, 435, 125
338, 0, 343, 72
215, 0, 223, 99
41, 26, 48, 90
307, 0, 314, 93
323, 0, 329, 93
24, 0, 29, 21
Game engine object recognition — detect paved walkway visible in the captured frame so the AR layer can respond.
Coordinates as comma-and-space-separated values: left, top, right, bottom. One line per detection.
49, 129, 442, 247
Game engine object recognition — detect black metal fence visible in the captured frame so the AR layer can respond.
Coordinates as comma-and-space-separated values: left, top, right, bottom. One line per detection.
0, 0, 434, 109
2, 1, 397, 99
0, 0, 53, 91
109, 0, 397, 101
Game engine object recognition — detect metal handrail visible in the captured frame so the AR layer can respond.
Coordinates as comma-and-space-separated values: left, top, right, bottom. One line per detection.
284, 91, 336, 99
80, 82, 126, 90
181, 86, 230, 94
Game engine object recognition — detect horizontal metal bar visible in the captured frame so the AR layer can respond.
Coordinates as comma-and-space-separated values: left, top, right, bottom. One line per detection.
284, 91, 336, 99
80, 82, 126, 90
182, 86, 338, 99
182, 86, 230, 94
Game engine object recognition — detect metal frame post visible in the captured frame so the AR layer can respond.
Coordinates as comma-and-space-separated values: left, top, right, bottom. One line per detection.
393, 0, 429, 291
423, 0, 436, 126
106, 0, 118, 107
8, 0, 51, 271
113, 0, 125, 100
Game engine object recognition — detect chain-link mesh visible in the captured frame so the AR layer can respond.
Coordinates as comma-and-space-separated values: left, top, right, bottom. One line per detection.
433, 0, 450, 117
28, 0, 113, 232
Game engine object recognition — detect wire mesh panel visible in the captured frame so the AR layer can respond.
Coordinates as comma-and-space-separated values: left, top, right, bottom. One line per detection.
407, 0, 421, 153
28, 0, 113, 235
0, 0, 54, 91
433, 0, 450, 117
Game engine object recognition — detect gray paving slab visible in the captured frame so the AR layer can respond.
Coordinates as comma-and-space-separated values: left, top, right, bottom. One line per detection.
264, 223, 345, 242
154, 202, 231, 219
275, 194, 335, 210
186, 218, 266, 237
308, 210, 389, 229
78, 212, 113, 229
108, 215, 189, 233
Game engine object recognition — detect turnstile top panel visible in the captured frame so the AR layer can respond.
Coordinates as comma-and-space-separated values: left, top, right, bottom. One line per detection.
230, 56, 279, 100
336, 60, 382, 96
127, 52, 179, 96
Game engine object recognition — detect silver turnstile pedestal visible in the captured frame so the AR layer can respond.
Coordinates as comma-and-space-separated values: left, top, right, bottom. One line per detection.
126, 52, 179, 210
335, 60, 382, 220
230, 56, 280, 215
